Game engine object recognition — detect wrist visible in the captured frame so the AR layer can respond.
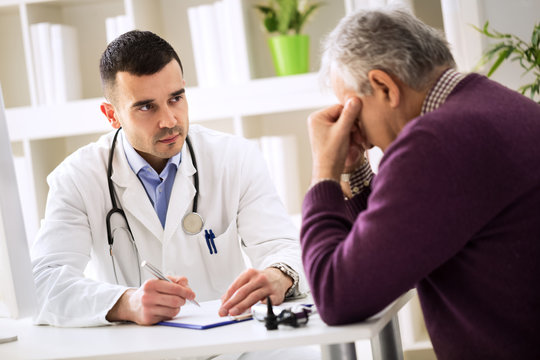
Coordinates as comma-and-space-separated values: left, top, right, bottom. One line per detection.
106, 288, 135, 322
311, 164, 341, 183
311, 167, 340, 186
269, 263, 299, 298
267, 267, 292, 290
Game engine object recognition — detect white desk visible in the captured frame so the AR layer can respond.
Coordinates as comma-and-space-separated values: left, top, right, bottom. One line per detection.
0, 291, 413, 360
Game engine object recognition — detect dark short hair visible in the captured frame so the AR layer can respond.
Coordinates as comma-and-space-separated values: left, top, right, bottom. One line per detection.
99, 30, 183, 101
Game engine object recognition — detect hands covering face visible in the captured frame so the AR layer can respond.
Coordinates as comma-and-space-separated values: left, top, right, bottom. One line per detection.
307, 97, 368, 182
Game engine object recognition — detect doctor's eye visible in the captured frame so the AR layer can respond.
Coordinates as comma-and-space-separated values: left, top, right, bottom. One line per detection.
170, 95, 183, 104
139, 103, 155, 112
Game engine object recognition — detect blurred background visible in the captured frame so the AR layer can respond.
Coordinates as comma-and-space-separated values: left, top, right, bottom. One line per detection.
1, 1, 538, 358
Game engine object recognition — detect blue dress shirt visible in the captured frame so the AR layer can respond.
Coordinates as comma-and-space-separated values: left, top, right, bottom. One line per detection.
122, 132, 181, 228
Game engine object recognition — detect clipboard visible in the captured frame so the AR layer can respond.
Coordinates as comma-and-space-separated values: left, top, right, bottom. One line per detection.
157, 299, 252, 330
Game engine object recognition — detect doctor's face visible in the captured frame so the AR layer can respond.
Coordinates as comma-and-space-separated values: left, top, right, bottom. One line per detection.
104, 59, 188, 171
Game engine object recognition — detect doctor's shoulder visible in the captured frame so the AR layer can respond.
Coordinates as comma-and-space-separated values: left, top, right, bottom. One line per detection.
46, 131, 112, 186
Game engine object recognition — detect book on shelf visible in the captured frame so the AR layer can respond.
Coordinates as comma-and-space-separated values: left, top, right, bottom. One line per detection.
105, 15, 133, 44
349, 0, 413, 10
34, 22, 54, 105
30, 24, 45, 106
223, 0, 251, 83
50, 24, 82, 103
258, 135, 301, 215
213, 1, 234, 84
198, 4, 224, 87
105, 17, 117, 44
187, 6, 208, 87
187, 0, 251, 88
30, 22, 82, 105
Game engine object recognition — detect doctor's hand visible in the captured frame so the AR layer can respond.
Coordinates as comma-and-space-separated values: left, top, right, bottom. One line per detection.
218, 267, 292, 317
308, 97, 365, 183
106, 276, 197, 325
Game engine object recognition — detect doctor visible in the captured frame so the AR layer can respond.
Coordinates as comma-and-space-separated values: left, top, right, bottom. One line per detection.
31, 30, 307, 327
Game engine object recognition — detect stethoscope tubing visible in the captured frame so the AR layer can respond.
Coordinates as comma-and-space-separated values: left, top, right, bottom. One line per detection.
184, 136, 199, 213
105, 128, 201, 285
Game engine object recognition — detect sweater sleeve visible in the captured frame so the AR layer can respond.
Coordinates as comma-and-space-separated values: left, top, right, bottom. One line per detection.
344, 185, 372, 220
300, 128, 486, 325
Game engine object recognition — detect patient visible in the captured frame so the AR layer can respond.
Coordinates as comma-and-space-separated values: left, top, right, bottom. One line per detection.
301, 8, 540, 360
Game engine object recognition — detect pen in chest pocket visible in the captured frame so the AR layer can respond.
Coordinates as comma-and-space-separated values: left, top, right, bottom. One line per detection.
204, 229, 217, 254
141, 260, 201, 307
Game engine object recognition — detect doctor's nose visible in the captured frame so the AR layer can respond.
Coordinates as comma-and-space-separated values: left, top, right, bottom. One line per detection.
159, 108, 178, 128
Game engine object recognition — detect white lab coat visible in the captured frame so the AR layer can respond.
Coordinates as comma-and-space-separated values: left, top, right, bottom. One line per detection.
31, 125, 307, 327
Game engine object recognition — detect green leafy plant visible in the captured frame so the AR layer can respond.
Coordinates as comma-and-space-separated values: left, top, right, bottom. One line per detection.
474, 21, 540, 103
255, 0, 324, 36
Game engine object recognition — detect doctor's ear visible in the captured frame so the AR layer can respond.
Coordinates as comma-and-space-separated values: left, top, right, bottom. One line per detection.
367, 70, 400, 108
100, 102, 121, 129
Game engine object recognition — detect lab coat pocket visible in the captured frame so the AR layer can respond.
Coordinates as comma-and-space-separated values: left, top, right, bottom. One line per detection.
198, 220, 245, 294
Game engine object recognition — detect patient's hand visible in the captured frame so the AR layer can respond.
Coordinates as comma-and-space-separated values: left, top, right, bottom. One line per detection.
308, 97, 364, 182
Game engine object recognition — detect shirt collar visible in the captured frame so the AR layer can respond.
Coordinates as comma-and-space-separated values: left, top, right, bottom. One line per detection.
121, 130, 181, 177
421, 68, 466, 115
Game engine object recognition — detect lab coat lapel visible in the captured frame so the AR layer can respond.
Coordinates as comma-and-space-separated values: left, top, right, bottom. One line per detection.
163, 141, 196, 244
110, 134, 163, 240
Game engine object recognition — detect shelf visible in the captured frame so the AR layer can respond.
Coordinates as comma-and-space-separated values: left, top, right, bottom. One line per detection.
25, 0, 126, 102
6, 97, 107, 141
188, 72, 336, 120
6, 73, 337, 141
2, 0, 341, 257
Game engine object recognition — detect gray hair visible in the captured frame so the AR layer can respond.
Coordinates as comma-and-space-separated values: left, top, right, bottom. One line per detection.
320, 8, 455, 95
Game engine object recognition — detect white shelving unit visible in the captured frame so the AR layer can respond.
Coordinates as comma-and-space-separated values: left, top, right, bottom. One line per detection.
3, 0, 352, 238
1, 0, 457, 358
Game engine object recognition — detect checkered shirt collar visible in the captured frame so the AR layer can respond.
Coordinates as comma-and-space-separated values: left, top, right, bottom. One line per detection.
421, 68, 465, 115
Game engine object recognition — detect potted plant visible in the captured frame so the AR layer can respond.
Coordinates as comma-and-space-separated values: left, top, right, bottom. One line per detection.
474, 21, 539, 103
255, 0, 324, 76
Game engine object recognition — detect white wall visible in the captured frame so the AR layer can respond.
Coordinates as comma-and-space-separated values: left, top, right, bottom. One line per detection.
479, 0, 539, 94
441, 0, 539, 97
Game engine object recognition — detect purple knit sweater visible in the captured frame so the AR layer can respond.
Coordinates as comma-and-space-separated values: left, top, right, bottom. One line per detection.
301, 74, 540, 359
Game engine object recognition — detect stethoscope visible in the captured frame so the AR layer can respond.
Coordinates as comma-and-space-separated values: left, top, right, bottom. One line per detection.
105, 128, 204, 285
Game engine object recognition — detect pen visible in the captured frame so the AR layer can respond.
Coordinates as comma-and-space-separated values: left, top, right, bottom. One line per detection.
204, 229, 218, 254
141, 260, 200, 307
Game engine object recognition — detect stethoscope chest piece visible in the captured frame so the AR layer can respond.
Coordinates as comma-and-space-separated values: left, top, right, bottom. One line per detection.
182, 212, 204, 235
